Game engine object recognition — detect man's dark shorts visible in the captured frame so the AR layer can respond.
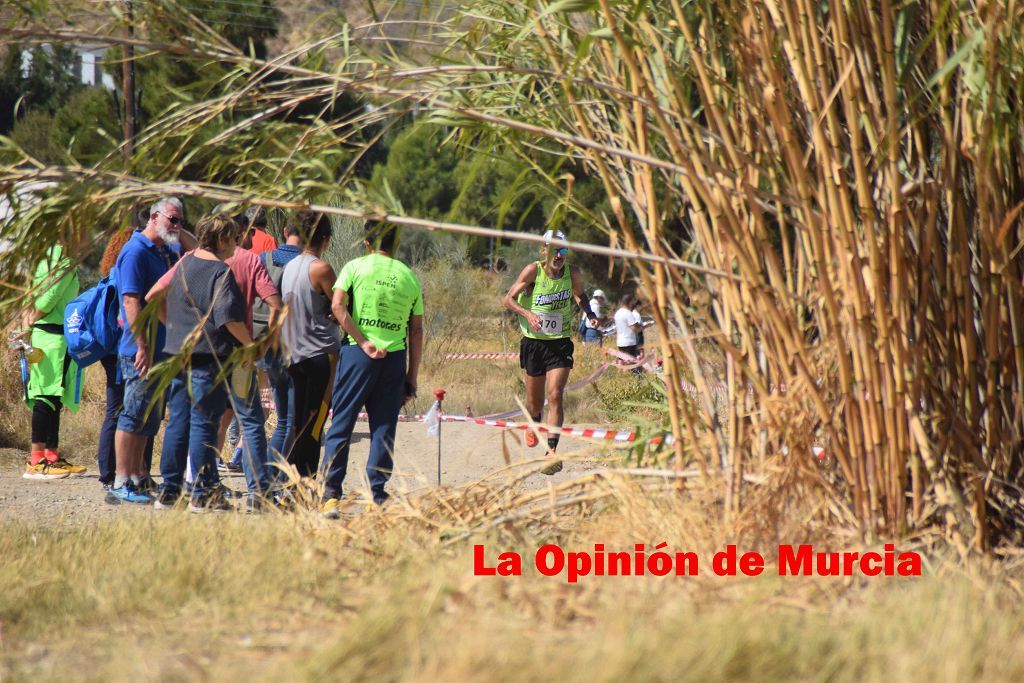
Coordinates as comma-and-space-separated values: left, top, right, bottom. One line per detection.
520, 337, 574, 377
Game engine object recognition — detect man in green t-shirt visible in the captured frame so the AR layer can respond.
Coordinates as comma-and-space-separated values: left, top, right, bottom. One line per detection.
503, 230, 598, 475
320, 220, 424, 516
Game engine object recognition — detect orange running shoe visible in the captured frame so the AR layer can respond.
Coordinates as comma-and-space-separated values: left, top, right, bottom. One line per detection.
524, 429, 539, 448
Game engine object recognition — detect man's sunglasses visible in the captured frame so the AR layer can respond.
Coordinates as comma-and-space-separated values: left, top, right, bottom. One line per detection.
155, 211, 181, 226
552, 247, 569, 255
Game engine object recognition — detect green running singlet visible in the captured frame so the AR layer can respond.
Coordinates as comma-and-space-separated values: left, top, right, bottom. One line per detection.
517, 261, 573, 340
333, 253, 424, 352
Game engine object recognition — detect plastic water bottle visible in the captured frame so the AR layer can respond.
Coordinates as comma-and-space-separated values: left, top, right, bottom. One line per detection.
424, 401, 440, 436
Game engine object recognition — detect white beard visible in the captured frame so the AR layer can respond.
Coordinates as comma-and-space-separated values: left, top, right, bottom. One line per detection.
156, 223, 180, 245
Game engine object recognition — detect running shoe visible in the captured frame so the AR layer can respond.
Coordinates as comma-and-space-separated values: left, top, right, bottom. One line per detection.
213, 483, 244, 499
225, 446, 244, 472
189, 493, 233, 514
540, 450, 563, 476
51, 457, 87, 476
321, 498, 342, 520
245, 494, 287, 514
154, 488, 182, 510
23, 461, 71, 480
105, 480, 155, 505
269, 490, 295, 511
524, 429, 539, 448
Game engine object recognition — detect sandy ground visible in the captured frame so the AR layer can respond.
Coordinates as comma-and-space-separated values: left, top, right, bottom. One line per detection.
0, 419, 606, 519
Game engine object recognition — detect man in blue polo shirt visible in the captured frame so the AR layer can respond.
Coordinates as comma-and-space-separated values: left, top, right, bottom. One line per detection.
107, 197, 185, 505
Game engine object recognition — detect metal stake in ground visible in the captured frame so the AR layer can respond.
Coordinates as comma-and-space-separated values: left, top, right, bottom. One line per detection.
434, 389, 446, 486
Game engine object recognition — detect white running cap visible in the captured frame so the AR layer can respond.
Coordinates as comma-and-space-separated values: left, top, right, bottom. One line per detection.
542, 229, 567, 244
593, 289, 606, 298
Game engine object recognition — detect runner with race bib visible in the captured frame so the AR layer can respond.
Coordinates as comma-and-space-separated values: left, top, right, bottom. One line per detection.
502, 230, 599, 474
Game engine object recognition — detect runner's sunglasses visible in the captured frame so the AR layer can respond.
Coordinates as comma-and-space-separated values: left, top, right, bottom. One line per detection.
552, 247, 569, 255
155, 211, 181, 225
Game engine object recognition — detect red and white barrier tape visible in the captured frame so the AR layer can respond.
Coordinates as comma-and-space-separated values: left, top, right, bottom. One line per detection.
440, 414, 639, 442
352, 409, 827, 459
348, 346, 827, 458
603, 347, 658, 372
356, 411, 428, 422
606, 348, 782, 398
353, 409, 640, 442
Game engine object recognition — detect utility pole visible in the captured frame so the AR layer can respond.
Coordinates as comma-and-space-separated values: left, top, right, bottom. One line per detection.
120, 0, 136, 164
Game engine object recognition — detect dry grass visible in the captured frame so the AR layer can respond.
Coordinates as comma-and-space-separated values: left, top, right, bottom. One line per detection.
1, 302, 1022, 681
1, 484, 1023, 682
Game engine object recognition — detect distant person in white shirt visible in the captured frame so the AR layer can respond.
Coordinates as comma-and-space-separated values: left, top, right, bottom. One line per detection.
631, 297, 646, 361
582, 289, 607, 344
614, 293, 644, 373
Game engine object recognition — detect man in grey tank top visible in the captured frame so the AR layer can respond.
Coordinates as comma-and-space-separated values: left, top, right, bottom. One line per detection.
280, 212, 339, 478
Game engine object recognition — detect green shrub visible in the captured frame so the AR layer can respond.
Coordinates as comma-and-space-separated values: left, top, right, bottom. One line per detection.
9, 109, 61, 163
52, 87, 119, 164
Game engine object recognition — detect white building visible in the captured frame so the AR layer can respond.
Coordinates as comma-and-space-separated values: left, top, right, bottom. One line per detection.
20, 43, 115, 90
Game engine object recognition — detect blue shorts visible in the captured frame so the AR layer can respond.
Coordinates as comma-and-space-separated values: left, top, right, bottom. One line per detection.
116, 354, 166, 436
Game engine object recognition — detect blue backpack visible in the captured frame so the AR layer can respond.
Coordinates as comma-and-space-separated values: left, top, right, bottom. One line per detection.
64, 275, 121, 367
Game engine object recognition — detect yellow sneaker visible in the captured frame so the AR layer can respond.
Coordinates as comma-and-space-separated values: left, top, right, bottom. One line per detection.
321, 498, 342, 520
52, 457, 86, 476
23, 461, 71, 480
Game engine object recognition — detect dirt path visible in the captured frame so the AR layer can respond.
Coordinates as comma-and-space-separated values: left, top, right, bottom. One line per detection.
0, 420, 607, 519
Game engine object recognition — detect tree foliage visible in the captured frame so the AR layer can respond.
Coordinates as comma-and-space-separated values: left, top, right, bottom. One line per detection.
9, 110, 61, 163
51, 87, 120, 164
370, 121, 556, 263
0, 44, 81, 134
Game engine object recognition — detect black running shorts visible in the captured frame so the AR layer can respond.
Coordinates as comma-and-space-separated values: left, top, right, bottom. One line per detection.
519, 337, 574, 377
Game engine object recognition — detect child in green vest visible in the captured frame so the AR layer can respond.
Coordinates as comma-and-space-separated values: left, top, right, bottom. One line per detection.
20, 244, 86, 480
